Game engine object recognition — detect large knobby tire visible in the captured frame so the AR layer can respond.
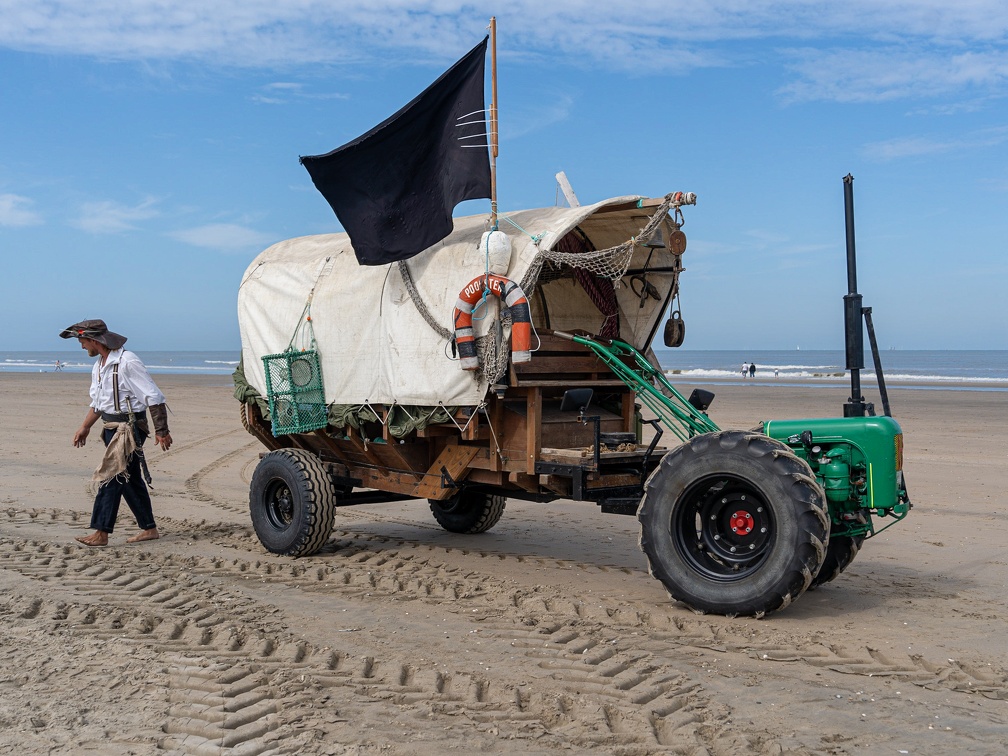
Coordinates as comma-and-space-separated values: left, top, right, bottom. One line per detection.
250, 449, 337, 556
638, 430, 829, 617
429, 489, 506, 534
809, 534, 865, 588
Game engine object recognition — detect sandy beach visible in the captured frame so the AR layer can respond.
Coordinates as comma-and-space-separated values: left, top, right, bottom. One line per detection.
1, 371, 1006, 754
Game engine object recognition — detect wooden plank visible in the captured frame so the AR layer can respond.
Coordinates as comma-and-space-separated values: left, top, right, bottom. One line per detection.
508, 471, 540, 492
413, 443, 481, 500
240, 402, 290, 452
594, 197, 663, 213
513, 355, 607, 373
355, 468, 429, 496
586, 472, 644, 489
526, 387, 541, 475
622, 392, 636, 433
341, 430, 422, 478
538, 446, 667, 464
530, 334, 595, 352
555, 171, 580, 207
467, 468, 507, 486
367, 439, 429, 477
496, 399, 528, 471
489, 394, 504, 472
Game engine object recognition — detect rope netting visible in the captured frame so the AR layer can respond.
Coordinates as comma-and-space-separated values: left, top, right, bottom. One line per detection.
398, 192, 693, 383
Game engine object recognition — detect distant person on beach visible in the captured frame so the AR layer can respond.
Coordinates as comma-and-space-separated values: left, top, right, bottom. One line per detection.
775, 368, 779, 378
53, 360, 63, 371
741, 362, 748, 378
60, 319, 172, 547
749, 362, 756, 378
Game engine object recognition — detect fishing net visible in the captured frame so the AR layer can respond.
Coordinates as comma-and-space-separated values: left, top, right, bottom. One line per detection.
399, 192, 694, 384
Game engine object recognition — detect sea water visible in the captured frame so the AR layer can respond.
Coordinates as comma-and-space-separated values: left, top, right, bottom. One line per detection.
4, 348, 1007, 391
1, 350, 240, 376
652, 348, 1008, 390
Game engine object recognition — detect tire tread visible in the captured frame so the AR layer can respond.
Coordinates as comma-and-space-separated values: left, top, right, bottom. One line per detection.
250, 449, 337, 557
638, 430, 829, 617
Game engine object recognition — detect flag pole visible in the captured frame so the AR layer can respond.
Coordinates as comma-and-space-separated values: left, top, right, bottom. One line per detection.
489, 16, 499, 229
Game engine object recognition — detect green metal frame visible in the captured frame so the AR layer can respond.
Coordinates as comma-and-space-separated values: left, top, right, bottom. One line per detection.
553, 331, 719, 441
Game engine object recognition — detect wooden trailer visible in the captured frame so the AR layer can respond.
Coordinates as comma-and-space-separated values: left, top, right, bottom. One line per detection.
235, 193, 694, 554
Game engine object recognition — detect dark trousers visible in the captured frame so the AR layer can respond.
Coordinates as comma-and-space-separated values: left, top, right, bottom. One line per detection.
90, 426, 156, 533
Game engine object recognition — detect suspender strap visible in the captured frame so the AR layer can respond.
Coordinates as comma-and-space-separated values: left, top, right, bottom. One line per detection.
113, 363, 120, 412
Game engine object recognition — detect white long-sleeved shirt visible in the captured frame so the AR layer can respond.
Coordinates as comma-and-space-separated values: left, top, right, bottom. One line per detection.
89, 349, 166, 414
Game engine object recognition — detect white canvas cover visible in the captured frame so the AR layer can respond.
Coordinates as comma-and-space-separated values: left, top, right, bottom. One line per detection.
238, 195, 683, 408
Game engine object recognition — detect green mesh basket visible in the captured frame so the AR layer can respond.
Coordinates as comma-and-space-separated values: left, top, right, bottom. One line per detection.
262, 349, 328, 436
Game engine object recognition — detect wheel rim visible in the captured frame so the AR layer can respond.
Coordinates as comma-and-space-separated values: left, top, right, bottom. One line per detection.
435, 490, 468, 514
670, 474, 775, 582
263, 479, 295, 530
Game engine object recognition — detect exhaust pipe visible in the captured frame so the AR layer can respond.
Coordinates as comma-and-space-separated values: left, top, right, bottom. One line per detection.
842, 174, 892, 418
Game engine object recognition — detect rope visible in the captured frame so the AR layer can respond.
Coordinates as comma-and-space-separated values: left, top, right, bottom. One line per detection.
398, 261, 453, 341
397, 193, 691, 382
285, 255, 333, 352
286, 301, 317, 352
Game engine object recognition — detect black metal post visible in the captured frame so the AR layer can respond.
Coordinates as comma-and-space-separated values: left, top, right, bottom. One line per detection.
843, 174, 867, 417
863, 307, 892, 417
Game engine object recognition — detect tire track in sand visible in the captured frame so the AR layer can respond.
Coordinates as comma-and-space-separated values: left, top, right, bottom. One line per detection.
0, 525, 731, 752
4, 509, 1007, 754
6, 508, 1007, 704
183, 439, 261, 513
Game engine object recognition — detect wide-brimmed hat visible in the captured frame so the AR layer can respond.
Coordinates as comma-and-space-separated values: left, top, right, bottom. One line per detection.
59, 319, 127, 350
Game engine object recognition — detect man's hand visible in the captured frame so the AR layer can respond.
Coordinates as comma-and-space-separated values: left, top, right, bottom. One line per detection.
154, 433, 172, 451
75, 408, 100, 448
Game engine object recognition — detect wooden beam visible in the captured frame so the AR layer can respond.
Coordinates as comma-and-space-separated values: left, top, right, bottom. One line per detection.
413, 443, 481, 500
526, 387, 541, 475
555, 171, 580, 207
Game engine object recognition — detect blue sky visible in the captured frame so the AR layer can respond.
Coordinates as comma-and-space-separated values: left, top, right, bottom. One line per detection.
2, 1, 1006, 352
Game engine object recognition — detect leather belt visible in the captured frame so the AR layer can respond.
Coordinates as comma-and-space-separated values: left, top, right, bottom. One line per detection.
101, 411, 132, 422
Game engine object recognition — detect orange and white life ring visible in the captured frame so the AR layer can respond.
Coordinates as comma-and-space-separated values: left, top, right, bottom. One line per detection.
453, 274, 532, 371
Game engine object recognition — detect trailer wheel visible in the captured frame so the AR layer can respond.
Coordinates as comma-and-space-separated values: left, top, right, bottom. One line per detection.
809, 534, 864, 588
638, 430, 829, 617
429, 490, 506, 534
250, 449, 337, 556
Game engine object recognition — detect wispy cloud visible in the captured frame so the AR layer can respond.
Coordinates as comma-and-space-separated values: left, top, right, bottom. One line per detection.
742, 228, 832, 267
504, 93, 574, 140
2, 2, 1008, 108
251, 82, 351, 105
2, 3, 1005, 70
863, 125, 1008, 161
71, 198, 160, 233
170, 223, 275, 253
0, 193, 43, 227
779, 47, 1008, 104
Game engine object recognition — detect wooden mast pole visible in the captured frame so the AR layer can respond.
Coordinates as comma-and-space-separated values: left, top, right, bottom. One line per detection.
489, 16, 499, 228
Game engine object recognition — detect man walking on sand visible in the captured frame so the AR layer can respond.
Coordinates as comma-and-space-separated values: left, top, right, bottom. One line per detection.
60, 319, 172, 546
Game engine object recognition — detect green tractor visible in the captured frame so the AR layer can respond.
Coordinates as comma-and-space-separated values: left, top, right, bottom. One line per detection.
553, 323, 909, 617
589, 174, 910, 616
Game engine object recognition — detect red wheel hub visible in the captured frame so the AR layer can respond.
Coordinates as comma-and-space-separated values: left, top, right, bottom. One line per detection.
729, 510, 754, 536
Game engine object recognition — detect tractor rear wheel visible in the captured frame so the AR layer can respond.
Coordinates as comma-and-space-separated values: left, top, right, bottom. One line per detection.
250, 449, 337, 556
429, 489, 506, 533
809, 534, 865, 588
638, 430, 829, 617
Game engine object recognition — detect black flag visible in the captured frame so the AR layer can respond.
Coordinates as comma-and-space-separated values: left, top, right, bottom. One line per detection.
301, 37, 491, 266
